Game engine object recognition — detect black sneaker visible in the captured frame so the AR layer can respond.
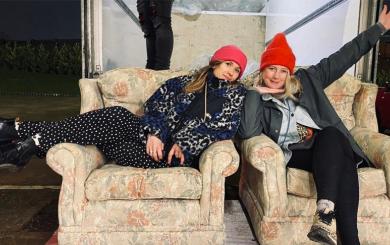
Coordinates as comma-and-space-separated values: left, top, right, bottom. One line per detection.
307, 208, 337, 245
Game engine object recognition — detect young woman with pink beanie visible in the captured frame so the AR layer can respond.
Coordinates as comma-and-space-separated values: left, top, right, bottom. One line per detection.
238, 6, 390, 245
0, 45, 247, 171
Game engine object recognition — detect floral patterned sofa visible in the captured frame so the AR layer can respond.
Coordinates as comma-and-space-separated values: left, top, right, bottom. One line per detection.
239, 71, 390, 244
46, 68, 240, 244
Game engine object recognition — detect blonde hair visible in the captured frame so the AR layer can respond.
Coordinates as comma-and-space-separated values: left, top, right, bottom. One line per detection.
184, 60, 239, 93
256, 71, 302, 101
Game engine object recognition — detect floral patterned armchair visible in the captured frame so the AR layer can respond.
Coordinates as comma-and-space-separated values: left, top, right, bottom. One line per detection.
239, 71, 390, 244
46, 68, 240, 244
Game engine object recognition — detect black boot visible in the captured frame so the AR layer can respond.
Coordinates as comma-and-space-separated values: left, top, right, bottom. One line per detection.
0, 117, 20, 144
0, 141, 18, 152
0, 137, 37, 172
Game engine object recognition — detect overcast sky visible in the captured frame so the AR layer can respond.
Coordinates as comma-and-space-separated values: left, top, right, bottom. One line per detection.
0, 0, 81, 40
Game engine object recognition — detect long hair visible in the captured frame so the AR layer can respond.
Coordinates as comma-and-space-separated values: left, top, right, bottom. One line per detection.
184, 60, 238, 94
256, 71, 302, 101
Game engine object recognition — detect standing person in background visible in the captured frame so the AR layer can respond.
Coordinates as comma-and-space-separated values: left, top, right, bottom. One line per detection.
238, 6, 390, 245
137, 0, 174, 70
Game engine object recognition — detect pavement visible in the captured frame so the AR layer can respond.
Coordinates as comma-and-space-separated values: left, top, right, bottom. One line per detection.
0, 95, 79, 245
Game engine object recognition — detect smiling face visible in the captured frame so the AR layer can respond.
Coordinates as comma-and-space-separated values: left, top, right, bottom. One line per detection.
212, 61, 241, 82
261, 65, 289, 90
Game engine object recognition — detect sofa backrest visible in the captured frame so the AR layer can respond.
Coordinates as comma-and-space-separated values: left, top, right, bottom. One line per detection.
324, 74, 361, 130
97, 68, 187, 116
241, 70, 363, 130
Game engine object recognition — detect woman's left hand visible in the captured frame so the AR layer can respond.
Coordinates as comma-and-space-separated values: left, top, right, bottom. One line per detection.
167, 144, 185, 166
379, 5, 390, 30
254, 85, 285, 95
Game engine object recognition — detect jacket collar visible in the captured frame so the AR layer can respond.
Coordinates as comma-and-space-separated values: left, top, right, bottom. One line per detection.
206, 70, 230, 89
260, 92, 294, 110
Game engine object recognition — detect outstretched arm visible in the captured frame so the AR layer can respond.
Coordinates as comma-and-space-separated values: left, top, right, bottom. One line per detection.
300, 6, 390, 89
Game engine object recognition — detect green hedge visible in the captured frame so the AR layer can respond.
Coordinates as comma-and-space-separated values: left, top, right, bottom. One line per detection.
0, 40, 81, 76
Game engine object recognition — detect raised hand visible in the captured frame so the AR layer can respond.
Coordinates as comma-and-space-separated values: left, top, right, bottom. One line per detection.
167, 144, 185, 166
379, 5, 390, 30
146, 134, 164, 162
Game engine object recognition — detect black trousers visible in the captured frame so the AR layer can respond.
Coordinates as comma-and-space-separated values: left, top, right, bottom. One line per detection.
136, 0, 174, 70
287, 127, 360, 245
18, 106, 168, 168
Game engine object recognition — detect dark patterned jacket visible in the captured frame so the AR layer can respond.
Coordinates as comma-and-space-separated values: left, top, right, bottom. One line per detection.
140, 72, 247, 167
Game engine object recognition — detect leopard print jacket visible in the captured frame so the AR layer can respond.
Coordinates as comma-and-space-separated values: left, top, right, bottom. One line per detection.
139, 73, 246, 167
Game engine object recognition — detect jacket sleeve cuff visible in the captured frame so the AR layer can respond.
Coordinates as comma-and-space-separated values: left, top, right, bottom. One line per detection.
140, 125, 168, 145
377, 22, 387, 34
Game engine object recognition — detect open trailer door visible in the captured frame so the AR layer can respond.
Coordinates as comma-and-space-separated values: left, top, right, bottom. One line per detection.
81, 0, 146, 78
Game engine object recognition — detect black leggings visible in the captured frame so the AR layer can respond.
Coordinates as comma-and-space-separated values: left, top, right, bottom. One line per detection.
287, 127, 360, 245
17, 106, 168, 168
137, 0, 174, 70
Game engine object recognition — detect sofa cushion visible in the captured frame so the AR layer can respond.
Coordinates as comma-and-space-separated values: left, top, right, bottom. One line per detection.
324, 74, 361, 130
97, 67, 187, 115
82, 199, 201, 227
287, 167, 387, 199
287, 193, 390, 219
85, 164, 202, 201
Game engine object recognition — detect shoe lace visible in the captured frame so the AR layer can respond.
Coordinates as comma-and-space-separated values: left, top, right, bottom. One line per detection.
318, 210, 335, 225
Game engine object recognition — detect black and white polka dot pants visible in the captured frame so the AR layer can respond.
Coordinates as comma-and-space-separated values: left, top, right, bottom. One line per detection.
18, 106, 168, 168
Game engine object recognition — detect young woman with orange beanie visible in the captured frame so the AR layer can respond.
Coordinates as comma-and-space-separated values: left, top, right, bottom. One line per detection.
0, 45, 247, 171
238, 6, 390, 245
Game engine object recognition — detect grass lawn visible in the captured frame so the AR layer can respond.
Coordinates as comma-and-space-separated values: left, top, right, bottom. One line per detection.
0, 68, 80, 96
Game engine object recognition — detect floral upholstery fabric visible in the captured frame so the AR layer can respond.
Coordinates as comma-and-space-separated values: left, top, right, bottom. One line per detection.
46, 68, 240, 244
82, 199, 200, 227
287, 167, 387, 199
353, 83, 379, 132
58, 230, 224, 245
239, 73, 390, 244
79, 78, 104, 114
241, 70, 260, 87
324, 74, 361, 130
97, 67, 187, 115
85, 164, 202, 200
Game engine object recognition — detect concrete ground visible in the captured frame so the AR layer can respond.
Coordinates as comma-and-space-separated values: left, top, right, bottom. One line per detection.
0, 95, 80, 245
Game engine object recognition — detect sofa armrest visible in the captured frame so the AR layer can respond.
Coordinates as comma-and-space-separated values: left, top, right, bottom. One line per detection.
353, 83, 378, 132
79, 78, 104, 113
46, 143, 105, 226
198, 140, 239, 226
240, 135, 288, 217
351, 127, 390, 197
